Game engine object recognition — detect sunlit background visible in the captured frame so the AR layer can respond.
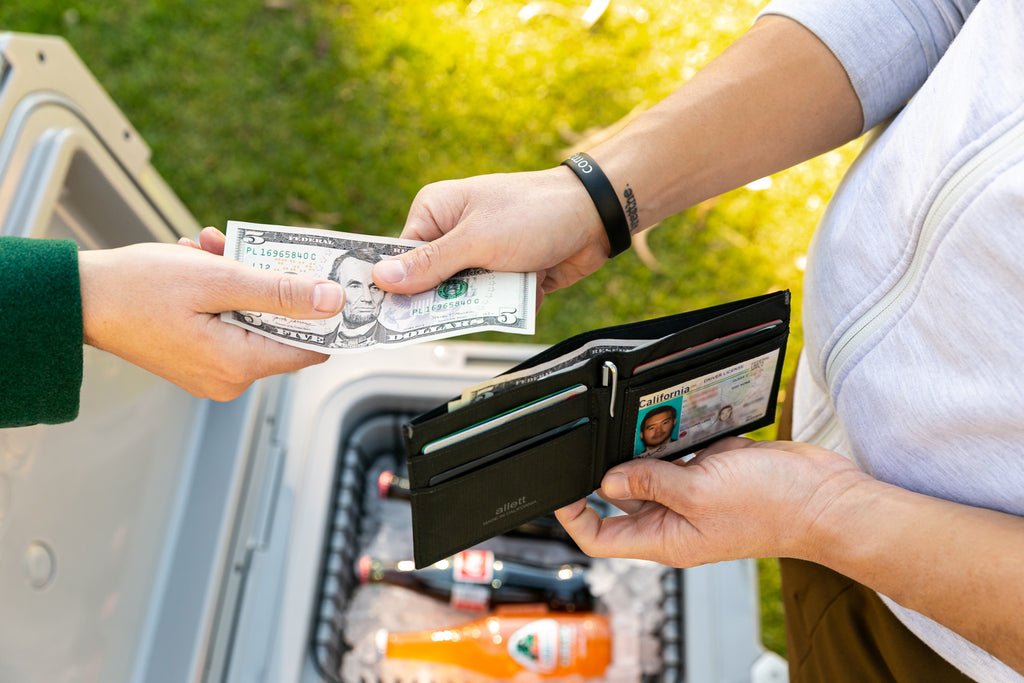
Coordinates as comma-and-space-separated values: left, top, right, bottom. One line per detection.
0, 0, 865, 656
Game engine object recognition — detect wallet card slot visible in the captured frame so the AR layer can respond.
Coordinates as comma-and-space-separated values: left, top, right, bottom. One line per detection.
428, 417, 590, 486
404, 363, 601, 452
631, 319, 784, 377
409, 420, 597, 567
423, 384, 588, 455
617, 338, 786, 464
500, 290, 790, 376
625, 320, 787, 384
407, 391, 594, 488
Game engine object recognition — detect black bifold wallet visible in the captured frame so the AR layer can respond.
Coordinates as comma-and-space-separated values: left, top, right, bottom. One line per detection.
402, 290, 790, 567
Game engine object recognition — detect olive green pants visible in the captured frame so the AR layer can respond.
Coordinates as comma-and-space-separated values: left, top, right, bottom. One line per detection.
776, 372, 973, 682
780, 559, 973, 682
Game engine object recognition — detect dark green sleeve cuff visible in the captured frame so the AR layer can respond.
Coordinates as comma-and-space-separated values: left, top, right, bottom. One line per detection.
0, 237, 83, 427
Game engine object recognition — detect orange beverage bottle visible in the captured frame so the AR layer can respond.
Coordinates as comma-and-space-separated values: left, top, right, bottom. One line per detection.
380, 610, 611, 679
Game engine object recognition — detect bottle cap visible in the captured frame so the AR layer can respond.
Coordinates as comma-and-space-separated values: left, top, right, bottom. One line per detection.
357, 555, 372, 584
376, 470, 394, 499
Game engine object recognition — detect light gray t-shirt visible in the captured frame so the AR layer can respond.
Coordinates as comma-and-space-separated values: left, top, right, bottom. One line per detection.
761, 0, 1024, 679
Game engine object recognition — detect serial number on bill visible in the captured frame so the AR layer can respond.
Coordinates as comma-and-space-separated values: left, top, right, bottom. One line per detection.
245, 247, 318, 261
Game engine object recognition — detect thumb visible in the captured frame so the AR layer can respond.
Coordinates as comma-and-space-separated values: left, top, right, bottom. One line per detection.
208, 264, 345, 319
372, 232, 475, 294
601, 458, 687, 504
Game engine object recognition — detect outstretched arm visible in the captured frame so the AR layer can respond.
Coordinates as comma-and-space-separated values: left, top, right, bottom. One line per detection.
372, 15, 862, 299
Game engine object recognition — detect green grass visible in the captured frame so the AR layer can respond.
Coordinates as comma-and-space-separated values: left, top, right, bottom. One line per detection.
1, 0, 862, 657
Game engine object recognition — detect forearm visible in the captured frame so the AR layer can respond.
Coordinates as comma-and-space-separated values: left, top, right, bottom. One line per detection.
587, 15, 863, 232
376, 16, 865, 294
806, 477, 1024, 672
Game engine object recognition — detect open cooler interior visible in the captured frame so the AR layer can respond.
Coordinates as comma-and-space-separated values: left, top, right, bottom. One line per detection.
310, 409, 686, 683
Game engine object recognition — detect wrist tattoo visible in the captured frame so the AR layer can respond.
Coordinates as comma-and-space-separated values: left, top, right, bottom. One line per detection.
623, 185, 640, 234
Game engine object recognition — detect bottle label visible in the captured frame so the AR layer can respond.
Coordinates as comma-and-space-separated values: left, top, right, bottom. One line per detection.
450, 582, 490, 611
452, 549, 494, 584
507, 618, 575, 673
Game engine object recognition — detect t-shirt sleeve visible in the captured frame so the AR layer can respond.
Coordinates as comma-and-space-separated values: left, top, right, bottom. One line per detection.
759, 0, 978, 133
0, 237, 83, 426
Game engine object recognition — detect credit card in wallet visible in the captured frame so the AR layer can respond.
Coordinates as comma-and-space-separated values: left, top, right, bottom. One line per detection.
428, 416, 591, 486
422, 384, 589, 455
632, 319, 783, 375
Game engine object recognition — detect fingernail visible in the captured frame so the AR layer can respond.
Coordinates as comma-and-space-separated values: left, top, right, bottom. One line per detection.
374, 258, 406, 285
313, 282, 343, 313
602, 472, 630, 499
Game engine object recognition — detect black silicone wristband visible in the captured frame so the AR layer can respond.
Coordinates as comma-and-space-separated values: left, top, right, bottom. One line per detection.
561, 152, 631, 258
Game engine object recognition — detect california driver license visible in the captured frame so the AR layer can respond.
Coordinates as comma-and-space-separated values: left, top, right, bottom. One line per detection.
631, 349, 779, 459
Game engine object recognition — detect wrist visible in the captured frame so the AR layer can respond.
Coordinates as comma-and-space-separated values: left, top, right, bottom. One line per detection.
560, 152, 632, 257
77, 249, 116, 350
796, 471, 886, 567
553, 164, 614, 255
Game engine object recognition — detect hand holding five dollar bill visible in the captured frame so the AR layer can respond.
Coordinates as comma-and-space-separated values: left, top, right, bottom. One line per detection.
221, 221, 536, 353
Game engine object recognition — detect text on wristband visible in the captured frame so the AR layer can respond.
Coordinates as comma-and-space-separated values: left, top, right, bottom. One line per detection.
567, 153, 594, 174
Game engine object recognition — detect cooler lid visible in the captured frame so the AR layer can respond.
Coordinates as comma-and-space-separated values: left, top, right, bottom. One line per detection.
0, 32, 270, 683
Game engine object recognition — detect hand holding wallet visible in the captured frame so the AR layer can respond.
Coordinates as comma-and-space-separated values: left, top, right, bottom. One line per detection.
402, 291, 791, 567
